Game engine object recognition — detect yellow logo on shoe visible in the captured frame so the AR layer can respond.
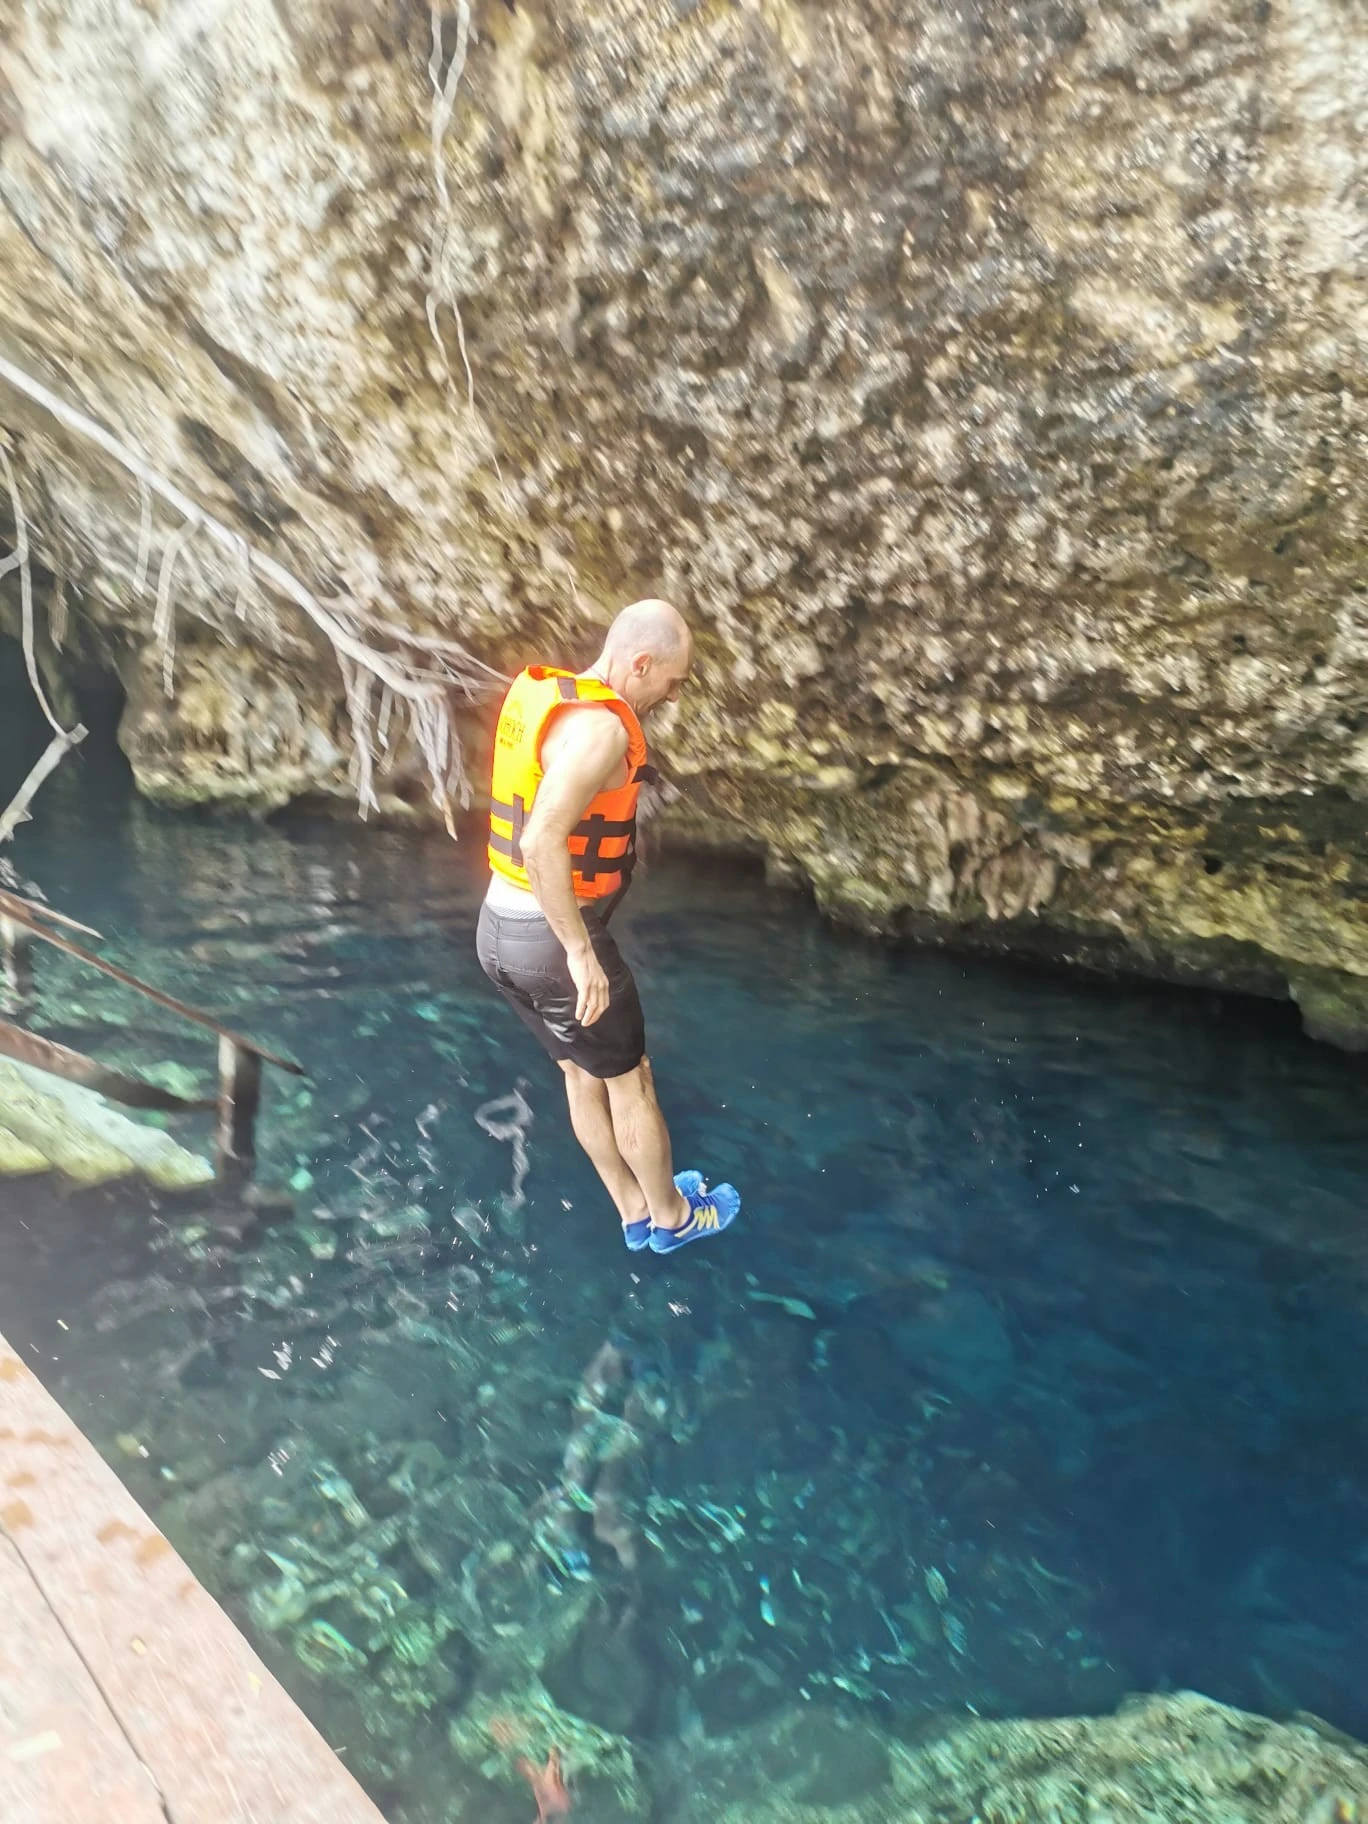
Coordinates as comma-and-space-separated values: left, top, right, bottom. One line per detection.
693, 1203, 721, 1229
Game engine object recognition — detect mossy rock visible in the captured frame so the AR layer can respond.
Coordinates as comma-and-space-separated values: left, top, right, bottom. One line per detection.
0, 1058, 214, 1188
0, 1121, 52, 1176
1288, 967, 1368, 1051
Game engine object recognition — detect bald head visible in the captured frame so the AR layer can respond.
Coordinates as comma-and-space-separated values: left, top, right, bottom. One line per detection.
602, 598, 690, 664
593, 598, 693, 716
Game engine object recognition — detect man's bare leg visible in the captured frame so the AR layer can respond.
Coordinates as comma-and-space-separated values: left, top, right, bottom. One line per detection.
605, 1058, 689, 1231
560, 1061, 652, 1228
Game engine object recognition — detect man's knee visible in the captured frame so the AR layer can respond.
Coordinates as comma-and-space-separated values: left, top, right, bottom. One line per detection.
607, 1055, 656, 1101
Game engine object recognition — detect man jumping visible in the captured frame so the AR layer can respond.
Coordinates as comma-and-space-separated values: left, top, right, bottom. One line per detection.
476, 599, 741, 1252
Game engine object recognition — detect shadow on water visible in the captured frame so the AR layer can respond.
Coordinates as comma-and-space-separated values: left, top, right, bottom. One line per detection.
0, 700, 1366, 1819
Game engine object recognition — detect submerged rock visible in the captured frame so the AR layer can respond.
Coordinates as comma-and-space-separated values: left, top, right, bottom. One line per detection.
672, 1692, 1368, 1824
450, 1682, 646, 1820
0, 1058, 214, 1189
0, 1121, 50, 1176
541, 1606, 655, 1741
294, 1618, 368, 1679
884, 1286, 1016, 1404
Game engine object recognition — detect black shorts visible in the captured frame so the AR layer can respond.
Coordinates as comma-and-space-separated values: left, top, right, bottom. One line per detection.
476, 897, 646, 1081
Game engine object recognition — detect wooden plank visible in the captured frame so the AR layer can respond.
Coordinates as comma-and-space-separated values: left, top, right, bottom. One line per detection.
0, 1020, 214, 1114
0, 1533, 166, 1824
216, 1036, 262, 1179
0, 1337, 388, 1824
0, 890, 303, 1074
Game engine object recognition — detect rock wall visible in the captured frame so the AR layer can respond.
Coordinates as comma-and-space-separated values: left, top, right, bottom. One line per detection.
1, 0, 1367, 1037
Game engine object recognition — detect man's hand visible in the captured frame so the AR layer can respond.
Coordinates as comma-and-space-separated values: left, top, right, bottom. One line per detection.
567, 939, 610, 1026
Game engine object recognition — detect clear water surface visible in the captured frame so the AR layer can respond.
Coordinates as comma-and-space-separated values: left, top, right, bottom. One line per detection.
1, 686, 1366, 1822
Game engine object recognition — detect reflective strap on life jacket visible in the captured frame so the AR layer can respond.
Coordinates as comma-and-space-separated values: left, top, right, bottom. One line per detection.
571, 814, 637, 883
490, 795, 637, 880
487, 791, 530, 866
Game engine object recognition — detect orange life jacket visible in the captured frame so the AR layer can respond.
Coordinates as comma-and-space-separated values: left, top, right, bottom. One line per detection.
487, 667, 655, 902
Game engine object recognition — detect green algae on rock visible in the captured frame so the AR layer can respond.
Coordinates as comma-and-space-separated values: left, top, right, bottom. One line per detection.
670, 1694, 1368, 1824
0, 1058, 214, 1189
1288, 965, 1368, 1054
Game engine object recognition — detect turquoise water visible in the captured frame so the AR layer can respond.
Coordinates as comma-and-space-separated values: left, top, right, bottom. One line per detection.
2, 681, 1367, 1820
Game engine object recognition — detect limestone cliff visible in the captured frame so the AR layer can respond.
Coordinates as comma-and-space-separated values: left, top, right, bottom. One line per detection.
1, 0, 1367, 1040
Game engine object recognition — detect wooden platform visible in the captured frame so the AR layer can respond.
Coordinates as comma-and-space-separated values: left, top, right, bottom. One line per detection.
0, 1331, 388, 1824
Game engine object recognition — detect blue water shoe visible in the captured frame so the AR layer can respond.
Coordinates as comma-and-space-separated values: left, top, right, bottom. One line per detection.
650, 1182, 741, 1253
624, 1173, 704, 1250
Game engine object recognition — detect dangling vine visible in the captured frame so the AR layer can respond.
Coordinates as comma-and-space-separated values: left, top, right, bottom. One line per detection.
0, 354, 505, 832
0, 436, 87, 842
426, 0, 478, 410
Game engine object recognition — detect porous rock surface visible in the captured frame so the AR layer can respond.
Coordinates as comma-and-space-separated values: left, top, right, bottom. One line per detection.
670, 1692, 1368, 1824
0, 1057, 214, 1188
1, 0, 1367, 1035
447, 1688, 1368, 1822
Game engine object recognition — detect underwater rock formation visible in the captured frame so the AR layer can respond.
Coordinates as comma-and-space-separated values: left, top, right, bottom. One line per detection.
2, 0, 1367, 1033
672, 1692, 1368, 1824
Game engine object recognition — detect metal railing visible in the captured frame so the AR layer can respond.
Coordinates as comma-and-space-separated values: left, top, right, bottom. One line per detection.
0, 887, 303, 1183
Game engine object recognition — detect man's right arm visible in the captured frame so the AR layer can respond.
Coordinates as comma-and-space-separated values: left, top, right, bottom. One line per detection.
521, 710, 629, 1027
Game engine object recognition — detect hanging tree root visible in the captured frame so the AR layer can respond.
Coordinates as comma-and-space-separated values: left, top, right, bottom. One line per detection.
427, 0, 477, 409
0, 441, 77, 740
424, 1, 513, 505
153, 516, 195, 696
0, 440, 88, 840
0, 355, 506, 831
0, 725, 89, 845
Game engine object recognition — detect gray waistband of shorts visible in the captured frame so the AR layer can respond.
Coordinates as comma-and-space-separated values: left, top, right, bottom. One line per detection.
482, 894, 603, 929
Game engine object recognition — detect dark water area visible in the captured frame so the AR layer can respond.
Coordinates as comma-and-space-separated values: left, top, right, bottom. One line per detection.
2, 676, 1367, 1820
